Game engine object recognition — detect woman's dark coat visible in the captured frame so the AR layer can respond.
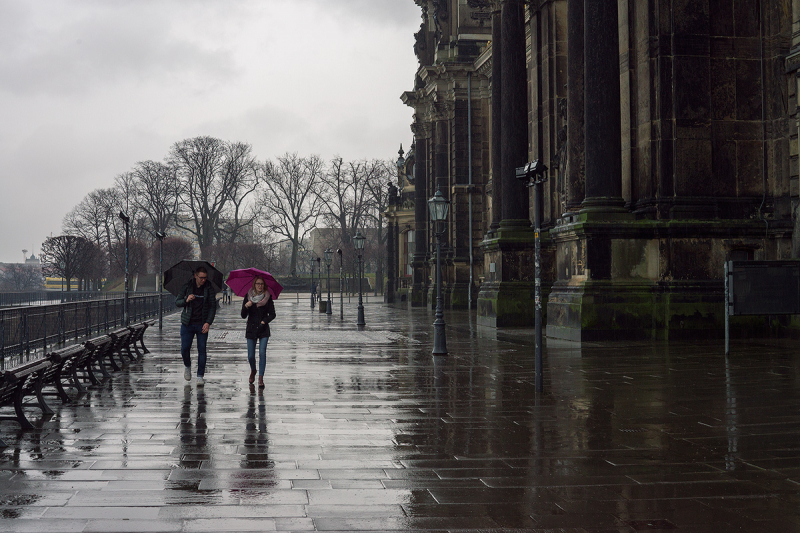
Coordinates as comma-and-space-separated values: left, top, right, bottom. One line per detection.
241, 294, 276, 339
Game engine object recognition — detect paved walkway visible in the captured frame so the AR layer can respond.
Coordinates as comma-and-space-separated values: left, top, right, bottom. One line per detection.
1, 298, 800, 532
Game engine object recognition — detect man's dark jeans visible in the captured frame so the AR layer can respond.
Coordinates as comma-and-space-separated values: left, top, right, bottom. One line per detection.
180, 323, 208, 377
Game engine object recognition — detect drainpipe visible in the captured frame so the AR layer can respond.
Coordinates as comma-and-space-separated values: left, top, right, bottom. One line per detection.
759, 2, 769, 240
468, 72, 474, 311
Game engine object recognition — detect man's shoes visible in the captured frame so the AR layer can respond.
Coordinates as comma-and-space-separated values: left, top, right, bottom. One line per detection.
249, 370, 256, 384
258, 376, 265, 389
197, 376, 205, 386
184, 367, 191, 381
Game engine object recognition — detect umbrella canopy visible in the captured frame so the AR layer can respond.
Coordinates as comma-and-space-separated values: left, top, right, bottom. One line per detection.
226, 268, 284, 300
163, 260, 224, 296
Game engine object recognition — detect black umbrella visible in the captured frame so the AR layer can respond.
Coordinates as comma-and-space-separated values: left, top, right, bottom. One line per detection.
163, 260, 224, 296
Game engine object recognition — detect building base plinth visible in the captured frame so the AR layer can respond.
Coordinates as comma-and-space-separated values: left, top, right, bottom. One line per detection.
546, 281, 724, 342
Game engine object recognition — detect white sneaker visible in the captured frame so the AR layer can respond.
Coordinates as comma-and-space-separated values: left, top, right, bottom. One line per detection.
196, 376, 205, 386
184, 367, 191, 381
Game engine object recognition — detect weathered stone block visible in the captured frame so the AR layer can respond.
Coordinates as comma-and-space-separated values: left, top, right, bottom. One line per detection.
674, 0, 709, 35
735, 59, 763, 120
711, 58, 736, 120
709, 0, 734, 36
676, 56, 711, 121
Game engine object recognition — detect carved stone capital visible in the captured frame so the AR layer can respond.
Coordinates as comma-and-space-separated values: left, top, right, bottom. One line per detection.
411, 122, 433, 140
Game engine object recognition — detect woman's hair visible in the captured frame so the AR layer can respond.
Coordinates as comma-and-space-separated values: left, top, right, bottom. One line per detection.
251, 277, 266, 293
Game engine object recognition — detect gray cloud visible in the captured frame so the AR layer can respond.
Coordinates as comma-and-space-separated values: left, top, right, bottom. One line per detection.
0, 0, 420, 263
300, 0, 421, 29
0, 1, 236, 96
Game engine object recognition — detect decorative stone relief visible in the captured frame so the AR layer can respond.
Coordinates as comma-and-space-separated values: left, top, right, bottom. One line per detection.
467, 0, 493, 24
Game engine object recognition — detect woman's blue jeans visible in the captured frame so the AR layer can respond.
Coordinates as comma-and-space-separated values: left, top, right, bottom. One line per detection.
247, 336, 268, 376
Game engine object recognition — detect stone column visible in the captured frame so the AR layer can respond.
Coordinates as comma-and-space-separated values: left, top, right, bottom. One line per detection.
386, 210, 395, 304
582, 0, 623, 209
411, 131, 429, 306
490, 6, 503, 231
394, 221, 400, 292
566, 0, 585, 211
499, 0, 529, 225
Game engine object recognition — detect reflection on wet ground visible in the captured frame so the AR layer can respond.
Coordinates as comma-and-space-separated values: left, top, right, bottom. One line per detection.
1, 299, 800, 531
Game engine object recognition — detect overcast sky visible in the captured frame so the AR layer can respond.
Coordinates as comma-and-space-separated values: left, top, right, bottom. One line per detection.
0, 0, 421, 264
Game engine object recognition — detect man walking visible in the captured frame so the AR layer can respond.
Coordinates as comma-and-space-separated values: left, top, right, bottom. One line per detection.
175, 266, 217, 385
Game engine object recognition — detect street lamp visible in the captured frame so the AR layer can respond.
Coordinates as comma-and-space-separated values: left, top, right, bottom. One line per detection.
337, 249, 343, 319
427, 186, 450, 355
353, 231, 366, 327
59, 261, 65, 294
324, 249, 333, 315
155, 231, 165, 330
317, 257, 322, 311
309, 256, 315, 309
118, 211, 130, 326
516, 159, 548, 392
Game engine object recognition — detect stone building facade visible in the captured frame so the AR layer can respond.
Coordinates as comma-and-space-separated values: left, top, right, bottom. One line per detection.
386, 0, 800, 340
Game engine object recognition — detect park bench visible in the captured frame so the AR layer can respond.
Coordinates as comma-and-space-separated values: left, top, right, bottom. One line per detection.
81, 335, 115, 384
0, 373, 19, 447
108, 327, 134, 369
0, 358, 54, 431
39, 344, 87, 404
127, 320, 154, 357
0, 320, 153, 447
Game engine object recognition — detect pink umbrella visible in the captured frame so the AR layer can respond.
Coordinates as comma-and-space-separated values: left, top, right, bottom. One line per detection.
225, 268, 284, 300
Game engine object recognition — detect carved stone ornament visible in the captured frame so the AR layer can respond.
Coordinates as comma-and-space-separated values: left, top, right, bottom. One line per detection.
414, 25, 427, 60
467, 0, 493, 24
432, 0, 449, 39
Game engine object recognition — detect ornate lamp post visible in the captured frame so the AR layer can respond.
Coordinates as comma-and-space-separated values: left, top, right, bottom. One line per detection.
118, 211, 130, 326
337, 249, 343, 319
427, 187, 450, 355
324, 248, 333, 315
316, 257, 322, 311
309, 257, 315, 309
155, 231, 165, 330
353, 231, 366, 327
516, 160, 548, 392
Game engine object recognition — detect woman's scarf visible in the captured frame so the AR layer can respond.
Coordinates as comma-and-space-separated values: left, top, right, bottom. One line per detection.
248, 289, 270, 307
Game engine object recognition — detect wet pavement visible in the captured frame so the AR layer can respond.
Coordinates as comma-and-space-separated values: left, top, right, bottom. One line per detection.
1, 297, 800, 532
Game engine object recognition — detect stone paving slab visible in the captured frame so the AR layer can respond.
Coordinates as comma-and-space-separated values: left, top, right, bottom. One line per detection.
1, 299, 800, 531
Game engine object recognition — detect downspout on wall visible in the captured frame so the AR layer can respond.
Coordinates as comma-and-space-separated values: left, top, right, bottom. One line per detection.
468, 72, 474, 311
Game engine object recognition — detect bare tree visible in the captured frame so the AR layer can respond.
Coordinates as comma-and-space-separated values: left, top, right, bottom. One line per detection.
205, 242, 269, 274
170, 136, 260, 256
158, 237, 195, 272
130, 160, 181, 236
170, 136, 224, 254
62, 187, 117, 279
40, 235, 95, 292
258, 153, 325, 276
0, 264, 43, 291
108, 239, 148, 280
74, 241, 105, 290
318, 158, 374, 250
315, 158, 391, 286
217, 142, 259, 244
363, 159, 393, 294
113, 172, 147, 241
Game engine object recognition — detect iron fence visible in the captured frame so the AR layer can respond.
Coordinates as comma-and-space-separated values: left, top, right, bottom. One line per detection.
0, 291, 160, 308
0, 294, 178, 361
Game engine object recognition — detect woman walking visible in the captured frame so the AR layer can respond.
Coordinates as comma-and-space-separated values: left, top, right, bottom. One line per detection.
241, 277, 276, 389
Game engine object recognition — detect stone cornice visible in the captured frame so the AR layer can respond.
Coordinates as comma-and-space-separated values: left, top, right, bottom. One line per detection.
475, 45, 493, 77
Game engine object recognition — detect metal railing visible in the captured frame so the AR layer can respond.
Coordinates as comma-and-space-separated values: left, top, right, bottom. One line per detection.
0, 294, 178, 360
0, 291, 160, 308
